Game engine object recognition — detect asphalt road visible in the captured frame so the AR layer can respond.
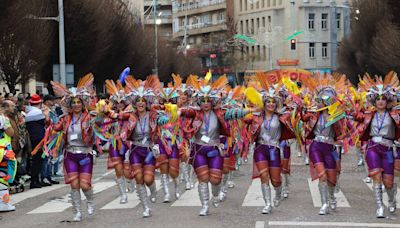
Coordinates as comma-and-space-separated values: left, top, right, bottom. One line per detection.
1, 148, 400, 228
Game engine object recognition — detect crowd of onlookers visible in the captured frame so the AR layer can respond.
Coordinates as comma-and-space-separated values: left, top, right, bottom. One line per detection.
0, 92, 67, 191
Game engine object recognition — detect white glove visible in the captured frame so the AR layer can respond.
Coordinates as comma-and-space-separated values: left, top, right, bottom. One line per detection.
152, 144, 160, 158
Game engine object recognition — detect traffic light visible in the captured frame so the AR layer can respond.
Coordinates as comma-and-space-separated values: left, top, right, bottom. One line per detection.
290, 39, 296, 50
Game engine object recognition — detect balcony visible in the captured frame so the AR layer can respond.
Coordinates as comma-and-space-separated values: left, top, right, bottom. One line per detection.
144, 0, 171, 7
173, 20, 227, 37
144, 14, 173, 24
173, 0, 226, 17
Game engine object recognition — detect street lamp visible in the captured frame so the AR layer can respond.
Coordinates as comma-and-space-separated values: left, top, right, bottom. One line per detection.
26, 0, 66, 86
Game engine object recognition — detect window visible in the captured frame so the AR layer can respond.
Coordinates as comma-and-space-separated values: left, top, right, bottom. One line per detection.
267, 0, 270, 7
309, 43, 315, 58
262, 0, 265, 8
245, 0, 247, 11
308, 13, 315, 30
322, 43, 328, 58
263, 46, 267, 60
336, 13, 341, 29
240, 20, 244, 34
257, 46, 261, 59
321, 13, 328, 30
251, 19, 254, 34
257, 18, 260, 30
240, 0, 242, 12
273, 0, 276, 7
262, 17, 266, 27
246, 20, 249, 34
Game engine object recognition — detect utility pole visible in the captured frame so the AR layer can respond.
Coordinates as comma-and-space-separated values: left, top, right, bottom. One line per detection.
58, 0, 66, 85
154, 0, 159, 76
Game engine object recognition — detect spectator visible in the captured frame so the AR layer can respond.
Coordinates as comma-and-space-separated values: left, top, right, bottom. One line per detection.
25, 94, 49, 188
41, 95, 59, 185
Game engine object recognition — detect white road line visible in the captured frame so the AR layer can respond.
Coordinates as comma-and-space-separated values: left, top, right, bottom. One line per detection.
101, 180, 161, 210
242, 179, 276, 206
308, 178, 350, 207
171, 182, 213, 206
255, 221, 265, 228
11, 184, 67, 205
93, 170, 115, 183
268, 221, 400, 227
27, 181, 116, 214
364, 182, 400, 208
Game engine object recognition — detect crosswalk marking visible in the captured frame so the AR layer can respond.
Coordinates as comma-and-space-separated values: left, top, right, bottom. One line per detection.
171, 182, 215, 206
268, 221, 400, 227
255, 221, 265, 228
101, 180, 161, 210
364, 182, 400, 208
307, 178, 350, 207
242, 179, 276, 206
27, 181, 116, 214
11, 184, 67, 205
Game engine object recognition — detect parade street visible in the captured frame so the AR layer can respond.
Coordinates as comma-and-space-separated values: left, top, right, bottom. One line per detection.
1, 150, 399, 228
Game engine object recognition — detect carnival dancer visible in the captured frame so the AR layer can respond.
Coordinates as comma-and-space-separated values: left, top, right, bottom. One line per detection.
123, 75, 161, 217
104, 69, 136, 204
48, 74, 102, 221
180, 74, 253, 216
353, 72, 399, 218
176, 75, 195, 190
243, 74, 296, 214
0, 110, 16, 212
301, 74, 349, 215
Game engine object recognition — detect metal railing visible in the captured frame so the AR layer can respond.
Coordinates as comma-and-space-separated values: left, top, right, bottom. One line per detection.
173, 0, 226, 13
175, 20, 226, 32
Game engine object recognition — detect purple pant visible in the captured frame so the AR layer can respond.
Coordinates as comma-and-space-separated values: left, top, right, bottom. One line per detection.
64, 152, 93, 184
109, 143, 128, 159
366, 141, 394, 175
254, 144, 281, 168
190, 144, 223, 170
129, 145, 155, 166
309, 141, 337, 170
281, 141, 291, 159
158, 139, 179, 159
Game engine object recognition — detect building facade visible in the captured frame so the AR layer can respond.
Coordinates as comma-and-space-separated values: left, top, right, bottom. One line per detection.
144, 0, 174, 39
172, 0, 235, 74
234, 0, 351, 73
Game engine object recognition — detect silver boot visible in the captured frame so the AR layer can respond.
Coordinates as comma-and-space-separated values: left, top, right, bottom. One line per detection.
137, 184, 152, 218
374, 183, 385, 218
127, 179, 136, 193
148, 182, 157, 203
261, 183, 272, 214
227, 172, 235, 188
198, 182, 209, 216
282, 174, 289, 199
182, 162, 192, 190
328, 185, 337, 211
211, 183, 221, 208
274, 186, 282, 207
161, 174, 171, 203
173, 178, 181, 199
387, 183, 397, 214
83, 189, 95, 215
70, 189, 82, 222
218, 174, 229, 202
116, 177, 128, 204
318, 182, 329, 215
356, 149, 364, 166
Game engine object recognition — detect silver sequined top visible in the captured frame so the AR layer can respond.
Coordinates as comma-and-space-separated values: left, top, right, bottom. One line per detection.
370, 111, 395, 139
195, 111, 220, 146
257, 114, 281, 147
67, 117, 91, 153
131, 112, 151, 147
313, 113, 335, 144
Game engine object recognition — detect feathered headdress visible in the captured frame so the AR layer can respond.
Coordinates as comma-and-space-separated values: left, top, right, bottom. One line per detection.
173, 73, 194, 97
186, 73, 229, 105
358, 71, 399, 104
125, 75, 160, 105
158, 74, 181, 103
51, 73, 94, 108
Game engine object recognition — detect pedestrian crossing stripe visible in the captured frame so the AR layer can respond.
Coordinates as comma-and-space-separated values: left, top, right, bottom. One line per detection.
171, 182, 209, 207
27, 181, 116, 214
100, 180, 162, 210
11, 184, 67, 205
242, 179, 276, 206
308, 178, 350, 207
364, 182, 400, 208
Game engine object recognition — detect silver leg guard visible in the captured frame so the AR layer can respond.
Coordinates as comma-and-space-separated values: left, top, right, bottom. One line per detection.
182, 162, 192, 190
218, 174, 228, 202
148, 182, 157, 203
374, 183, 385, 218
356, 149, 364, 166
261, 183, 272, 214
198, 182, 209, 216
274, 186, 282, 207
318, 182, 329, 215
116, 177, 128, 204
211, 183, 221, 208
173, 178, 181, 199
227, 172, 235, 188
70, 189, 82, 222
137, 184, 152, 218
328, 185, 337, 211
387, 183, 397, 214
127, 179, 136, 193
161, 174, 171, 203
0, 183, 15, 212
282, 174, 289, 199
83, 189, 95, 215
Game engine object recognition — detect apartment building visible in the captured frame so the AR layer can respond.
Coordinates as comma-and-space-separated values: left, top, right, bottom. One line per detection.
172, 0, 235, 74
234, 0, 351, 73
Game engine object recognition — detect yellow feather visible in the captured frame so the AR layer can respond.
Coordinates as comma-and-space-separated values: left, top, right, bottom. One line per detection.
244, 87, 264, 108
205, 69, 212, 84
164, 103, 178, 123
282, 77, 300, 95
